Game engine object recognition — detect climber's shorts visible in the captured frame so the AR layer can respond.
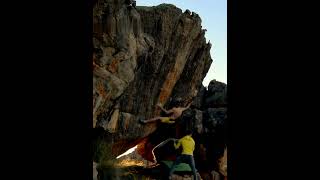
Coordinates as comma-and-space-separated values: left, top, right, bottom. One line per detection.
161, 117, 175, 123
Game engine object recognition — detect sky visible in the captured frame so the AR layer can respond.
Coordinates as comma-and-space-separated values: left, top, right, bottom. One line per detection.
136, 0, 227, 87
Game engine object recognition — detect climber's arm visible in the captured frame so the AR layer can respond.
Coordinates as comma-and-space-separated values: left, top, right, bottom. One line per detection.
174, 139, 181, 149
180, 102, 192, 111
157, 103, 173, 114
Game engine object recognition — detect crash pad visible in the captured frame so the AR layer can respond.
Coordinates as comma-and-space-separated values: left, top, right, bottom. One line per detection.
161, 161, 192, 172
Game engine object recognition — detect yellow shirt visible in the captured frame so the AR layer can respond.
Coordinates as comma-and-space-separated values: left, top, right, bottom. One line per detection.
174, 135, 195, 155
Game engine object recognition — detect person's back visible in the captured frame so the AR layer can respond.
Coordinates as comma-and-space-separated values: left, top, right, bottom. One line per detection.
170, 103, 191, 119
170, 107, 183, 119
177, 135, 195, 155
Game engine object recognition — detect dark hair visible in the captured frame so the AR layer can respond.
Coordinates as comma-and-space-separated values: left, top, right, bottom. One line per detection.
185, 129, 193, 136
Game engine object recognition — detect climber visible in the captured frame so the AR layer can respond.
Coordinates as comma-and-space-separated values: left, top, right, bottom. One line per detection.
139, 101, 192, 124
168, 130, 198, 180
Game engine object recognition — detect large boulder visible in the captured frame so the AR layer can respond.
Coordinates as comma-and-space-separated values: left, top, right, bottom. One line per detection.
93, 0, 212, 159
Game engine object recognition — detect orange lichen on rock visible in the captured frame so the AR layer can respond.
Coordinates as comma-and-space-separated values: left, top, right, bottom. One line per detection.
107, 58, 119, 73
155, 70, 179, 115
218, 148, 227, 177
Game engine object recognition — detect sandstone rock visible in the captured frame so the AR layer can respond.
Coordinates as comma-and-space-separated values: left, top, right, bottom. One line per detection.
194, 109, 204, 134
106, 108, 120, 133
192, 85, 206, 109
211, 170, 220, 180
93, 161, 98, 180
205, 80, 227, 107
203, 108, 226, 133
92, 2, 225, 176
218, 148, 227, 177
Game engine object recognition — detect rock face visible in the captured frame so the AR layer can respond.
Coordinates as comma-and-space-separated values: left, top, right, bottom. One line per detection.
93, 0, 226, 179
218, 148, 227, 177
93, 0, 212, 158
93, 162, 98, 180
204, 80, 227, 108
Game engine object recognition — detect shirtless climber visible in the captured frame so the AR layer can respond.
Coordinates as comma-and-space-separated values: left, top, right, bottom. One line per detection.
139, 102, 192, 124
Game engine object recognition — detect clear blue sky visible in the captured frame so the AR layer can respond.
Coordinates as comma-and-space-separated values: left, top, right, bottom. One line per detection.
137, 0, 227, 86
